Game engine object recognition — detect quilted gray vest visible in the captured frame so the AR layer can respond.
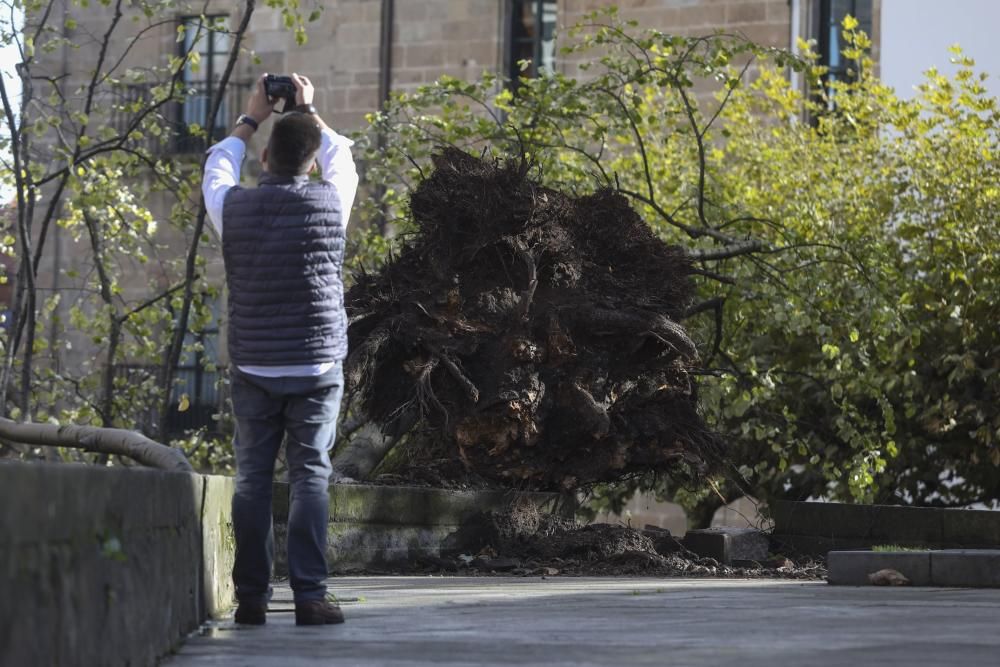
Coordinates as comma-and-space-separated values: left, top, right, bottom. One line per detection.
221, 173, 348, 366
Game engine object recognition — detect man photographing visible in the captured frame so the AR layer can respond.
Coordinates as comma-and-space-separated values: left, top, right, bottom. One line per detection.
202, 73, 358, 626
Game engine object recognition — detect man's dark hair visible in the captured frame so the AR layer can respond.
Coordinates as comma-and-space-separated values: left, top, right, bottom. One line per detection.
266, 113, 322, 176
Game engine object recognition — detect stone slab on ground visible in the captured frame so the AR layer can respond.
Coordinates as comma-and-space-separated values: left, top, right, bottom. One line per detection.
167, 576, 1000, 667
930, 550, 1000, 588
827, 549, 1000, 588
682, 527, 769, 564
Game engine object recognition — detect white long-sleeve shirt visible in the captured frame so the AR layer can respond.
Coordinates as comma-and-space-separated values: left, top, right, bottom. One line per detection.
202, 127, 359, 378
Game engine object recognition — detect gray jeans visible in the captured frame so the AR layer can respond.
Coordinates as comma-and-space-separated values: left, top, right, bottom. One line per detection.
229, 363, 344, 604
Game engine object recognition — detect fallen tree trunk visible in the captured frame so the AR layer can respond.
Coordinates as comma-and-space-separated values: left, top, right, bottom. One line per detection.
0, 418, 193, 472
342, 150, 721, 490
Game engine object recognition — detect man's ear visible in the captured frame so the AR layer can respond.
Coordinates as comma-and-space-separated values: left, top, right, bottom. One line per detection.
261, 147, 269, 170
308, 160, 317, 175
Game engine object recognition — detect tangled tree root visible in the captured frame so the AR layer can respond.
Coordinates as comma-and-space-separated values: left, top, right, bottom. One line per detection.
342, 149, 722, 490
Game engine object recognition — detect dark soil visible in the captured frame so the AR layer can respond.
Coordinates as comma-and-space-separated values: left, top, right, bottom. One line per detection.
344, 149, 721, 490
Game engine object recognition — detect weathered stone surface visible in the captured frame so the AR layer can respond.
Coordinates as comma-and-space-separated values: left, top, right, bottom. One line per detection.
0, 463, 205, 667
325, 484, 573, 526
770, 501, 1000, 556
683, 527, 768, 564
201, 475, 236, 618
642, 528, 684, 556
770, 533, 877, 558
770, 501, 876, 540
827, 551, 932, 586
168, 576, 1000, 667
271, 483, 571, 574
931, 550, 1000, 588
869, 506, 944, 543
328, 522, 468, 571
940, 511, 1000, 547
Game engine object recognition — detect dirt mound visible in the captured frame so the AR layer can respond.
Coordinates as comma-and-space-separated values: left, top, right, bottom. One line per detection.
344, 150, 721, 490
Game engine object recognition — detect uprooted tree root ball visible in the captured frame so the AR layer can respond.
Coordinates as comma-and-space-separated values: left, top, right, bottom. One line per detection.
343, 149, 722, 490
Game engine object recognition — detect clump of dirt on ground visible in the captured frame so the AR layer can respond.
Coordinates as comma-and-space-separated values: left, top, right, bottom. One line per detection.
344, 149, 722, 490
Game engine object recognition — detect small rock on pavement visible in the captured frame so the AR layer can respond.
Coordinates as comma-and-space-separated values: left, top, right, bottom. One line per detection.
868, 568, 911, 586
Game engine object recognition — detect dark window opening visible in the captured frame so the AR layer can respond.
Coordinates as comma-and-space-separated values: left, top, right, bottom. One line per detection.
814, 0, 873, 102
506, 1, 557, 88
175, 15, 238, 153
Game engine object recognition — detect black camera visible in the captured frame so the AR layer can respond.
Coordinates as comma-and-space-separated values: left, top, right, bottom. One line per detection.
264, 74, 298, 113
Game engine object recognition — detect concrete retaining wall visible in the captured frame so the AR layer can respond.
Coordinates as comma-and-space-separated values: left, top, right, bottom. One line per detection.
1, 463, 569, 664
770, 500, 1000, 556
0, 463, 235, 667
273, 483, 575, 572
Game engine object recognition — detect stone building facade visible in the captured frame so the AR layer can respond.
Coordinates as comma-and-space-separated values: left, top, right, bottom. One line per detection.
22, 0, 883, 432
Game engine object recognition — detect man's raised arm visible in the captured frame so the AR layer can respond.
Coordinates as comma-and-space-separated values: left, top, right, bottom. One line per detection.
201, 74, 274, 237
290, 73, 359, 227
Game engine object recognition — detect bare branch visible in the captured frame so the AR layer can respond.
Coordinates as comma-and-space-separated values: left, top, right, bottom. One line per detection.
688, 239, 765, 261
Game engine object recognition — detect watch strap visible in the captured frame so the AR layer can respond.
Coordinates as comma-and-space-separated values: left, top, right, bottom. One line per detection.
236, 114, 259, 131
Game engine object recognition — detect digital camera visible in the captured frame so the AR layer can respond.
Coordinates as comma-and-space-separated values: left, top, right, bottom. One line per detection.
264, 74, 298, 112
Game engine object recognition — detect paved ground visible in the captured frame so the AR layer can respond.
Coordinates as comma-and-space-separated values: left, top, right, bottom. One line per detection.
167, 577, 1000, 666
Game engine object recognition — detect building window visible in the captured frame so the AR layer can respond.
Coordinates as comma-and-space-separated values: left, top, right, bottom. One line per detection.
506, 1, 557, 87
176, 15, 232, 152
815, 0, 873, 91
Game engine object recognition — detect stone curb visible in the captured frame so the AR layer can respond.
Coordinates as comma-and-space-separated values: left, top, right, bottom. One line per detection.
827, 549, 1000, 588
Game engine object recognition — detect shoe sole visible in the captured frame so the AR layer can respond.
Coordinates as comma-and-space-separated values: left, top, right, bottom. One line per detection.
234, 616, 266, 625
295, 614, 345, 626
234, 608, 267, 625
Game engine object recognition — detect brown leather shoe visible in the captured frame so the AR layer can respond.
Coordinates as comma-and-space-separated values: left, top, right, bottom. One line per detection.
295, 599, 345, 625
234, 600, 267, 625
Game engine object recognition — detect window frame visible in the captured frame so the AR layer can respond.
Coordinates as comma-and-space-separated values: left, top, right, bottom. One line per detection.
505, 0, 557, 89
175, 14, 231, 152
815, 0, 873, 89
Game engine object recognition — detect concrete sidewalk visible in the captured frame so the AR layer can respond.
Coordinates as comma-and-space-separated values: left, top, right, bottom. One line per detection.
167, 577, 1000, 667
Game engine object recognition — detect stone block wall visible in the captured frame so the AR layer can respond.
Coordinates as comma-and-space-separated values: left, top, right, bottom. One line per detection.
272, 482, 575, 572
0, 463, 235, 666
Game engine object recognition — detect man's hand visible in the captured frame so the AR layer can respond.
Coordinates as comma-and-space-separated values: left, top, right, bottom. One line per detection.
292, 73, 314, 107
245, 73, 274, 124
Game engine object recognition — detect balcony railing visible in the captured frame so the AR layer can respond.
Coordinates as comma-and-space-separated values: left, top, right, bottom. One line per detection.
111, 80, 252, 154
